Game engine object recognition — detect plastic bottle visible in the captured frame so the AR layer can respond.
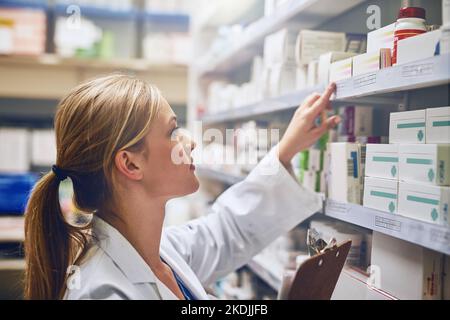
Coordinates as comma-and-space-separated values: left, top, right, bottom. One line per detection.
393, 7, 427, 65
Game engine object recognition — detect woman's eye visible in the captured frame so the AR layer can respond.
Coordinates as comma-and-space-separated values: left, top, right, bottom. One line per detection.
170, 126, 180, 137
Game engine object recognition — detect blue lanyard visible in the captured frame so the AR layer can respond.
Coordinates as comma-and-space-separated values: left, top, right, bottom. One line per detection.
161, 257, 196, 300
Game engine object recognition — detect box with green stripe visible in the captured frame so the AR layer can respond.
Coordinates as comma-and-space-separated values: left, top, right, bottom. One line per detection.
398, 182, 450, 226
399, 144, 450, 186
365, 144, 399, 180
426, 106, 450, 144
389, 110, 426, 143
363, 176, 398, 213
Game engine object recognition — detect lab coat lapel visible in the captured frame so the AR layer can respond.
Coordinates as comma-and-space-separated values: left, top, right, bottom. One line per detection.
160, 245, 210, 300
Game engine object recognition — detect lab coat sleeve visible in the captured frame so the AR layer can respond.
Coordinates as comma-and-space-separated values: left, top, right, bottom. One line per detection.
164, 146, 323, 286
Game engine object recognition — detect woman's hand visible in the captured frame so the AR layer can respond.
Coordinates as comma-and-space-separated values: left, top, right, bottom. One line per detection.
278, 83, 340, 168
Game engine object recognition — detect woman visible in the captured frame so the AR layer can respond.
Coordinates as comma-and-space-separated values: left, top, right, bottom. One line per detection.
24, 74, 339, 300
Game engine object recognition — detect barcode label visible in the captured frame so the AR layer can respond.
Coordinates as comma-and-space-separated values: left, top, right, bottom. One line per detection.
347, 158, 354, 177
360, 146, 367, 165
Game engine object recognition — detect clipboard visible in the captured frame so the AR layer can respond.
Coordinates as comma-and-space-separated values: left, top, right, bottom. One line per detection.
287, 240, 352, 300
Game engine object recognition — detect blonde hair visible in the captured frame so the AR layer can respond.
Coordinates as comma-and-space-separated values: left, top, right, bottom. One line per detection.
24, 74, 162, 299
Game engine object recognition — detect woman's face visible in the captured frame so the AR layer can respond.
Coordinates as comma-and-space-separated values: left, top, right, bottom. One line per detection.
140, 99, 199, 199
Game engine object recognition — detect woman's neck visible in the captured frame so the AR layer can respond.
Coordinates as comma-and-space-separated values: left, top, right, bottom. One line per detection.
101, 191, 168, 270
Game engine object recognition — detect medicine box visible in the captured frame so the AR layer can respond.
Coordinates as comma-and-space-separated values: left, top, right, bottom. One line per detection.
399, 144, 450, 186
363, 177, 398, 213
268, 63, 297, 96
352, 49, 391, 76
264, 28, 298, 66
367, 23, 395, 53
371, 231, 443, 300
327, 143, 362, 204
426, 106, 450, 143
0, 128, 30, 172
295, 30, 346, 65
317, 51, 356, 84
398, 181, 449, 226
338, 106, 373, 137
396, 29, 441, 65
365, 144, 399, 180
329, 57, 353, 82
389, 109, 426, 143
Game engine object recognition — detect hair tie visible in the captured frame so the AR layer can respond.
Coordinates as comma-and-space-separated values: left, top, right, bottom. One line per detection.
52, 165, 69, 182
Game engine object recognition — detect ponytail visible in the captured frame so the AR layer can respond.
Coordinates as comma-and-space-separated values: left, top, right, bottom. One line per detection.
24, 172, 87, 299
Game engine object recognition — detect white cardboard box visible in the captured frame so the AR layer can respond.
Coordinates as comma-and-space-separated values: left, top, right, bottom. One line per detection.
264, 28, 298, 66
31, 129, 56, 166
398, 181, 450, 225
370, 231, 443, 300
365, 144, 399, 180
329, 57, 353, 82
367, 23, 395, 53
426, 106, 450, 143
389, 109, 426, 143
295, 65, 307, 90
295, 30, 346, 65
317, 51, 357, 84
397, 30, 441, 65
399, 144, 450, 186
327, 143, 362, 204
0, 128, 30, 172
306, 60, 319, 88
268, 63, 297, 96
363, 176, 398, 213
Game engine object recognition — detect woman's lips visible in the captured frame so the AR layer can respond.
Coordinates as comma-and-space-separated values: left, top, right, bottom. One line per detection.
190, 164, 196, 171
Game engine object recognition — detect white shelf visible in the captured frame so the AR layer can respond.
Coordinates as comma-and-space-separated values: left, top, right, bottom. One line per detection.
0, 217, 24, 243
196, 166, 244, 185
196, 0, 364, 76
0, 54, 188, 104
335, 54, 450, 100
247, 256, 283, 291
0, 259, 25, 271
200, 55, 449, 124
324, 199, 450, 255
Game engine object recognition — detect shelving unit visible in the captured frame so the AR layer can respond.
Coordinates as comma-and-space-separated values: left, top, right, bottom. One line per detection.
195, 0, 364, 76
200, 54, 450, 124
0, 54, 188, 104
188, 0, 450, 295
324, 199, 450, 255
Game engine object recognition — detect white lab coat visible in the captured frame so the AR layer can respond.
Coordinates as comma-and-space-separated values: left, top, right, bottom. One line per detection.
64, 147, 322, 300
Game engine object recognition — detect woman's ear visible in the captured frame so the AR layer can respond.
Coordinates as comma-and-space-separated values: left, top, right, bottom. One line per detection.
114, 150, 144, 181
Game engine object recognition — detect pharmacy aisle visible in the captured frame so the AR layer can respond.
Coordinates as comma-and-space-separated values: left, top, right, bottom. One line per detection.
0, 0, 449, 304
189, 0, 449, 300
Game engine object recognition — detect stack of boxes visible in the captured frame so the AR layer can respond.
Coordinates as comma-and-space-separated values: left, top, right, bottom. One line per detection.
363, 106, 450, 227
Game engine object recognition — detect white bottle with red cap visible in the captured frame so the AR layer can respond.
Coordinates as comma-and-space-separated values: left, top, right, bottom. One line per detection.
393, 7, 427, 65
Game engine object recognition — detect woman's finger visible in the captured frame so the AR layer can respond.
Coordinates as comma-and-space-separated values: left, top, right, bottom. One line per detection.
309, 83, 336, 115
310, 115, 341, 137
301, 92, 321, 109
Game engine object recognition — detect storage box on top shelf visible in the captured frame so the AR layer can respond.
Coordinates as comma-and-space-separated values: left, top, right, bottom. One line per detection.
295, 30, 346, 66
371, 232, 443, 300
363, 176, 398, 213
389, 109, 426, 143
426, 106, 450, 143
338, 106, 374, 137
0, 128, 30, 172
326, 142, 362, 204
352, 49, 392, 76
317, 52, 357, 84
365, 144, 399, 180
398, 144, 450, 186
0, 7, 46, 55
367, 23, 395, 53
398, 182, 449, 226
329, 57, 353, 82
396, 29, 441, 65
263, 28, 298, 67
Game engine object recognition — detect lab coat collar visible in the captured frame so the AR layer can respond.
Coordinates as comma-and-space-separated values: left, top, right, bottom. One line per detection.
92, 216, 157, 284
